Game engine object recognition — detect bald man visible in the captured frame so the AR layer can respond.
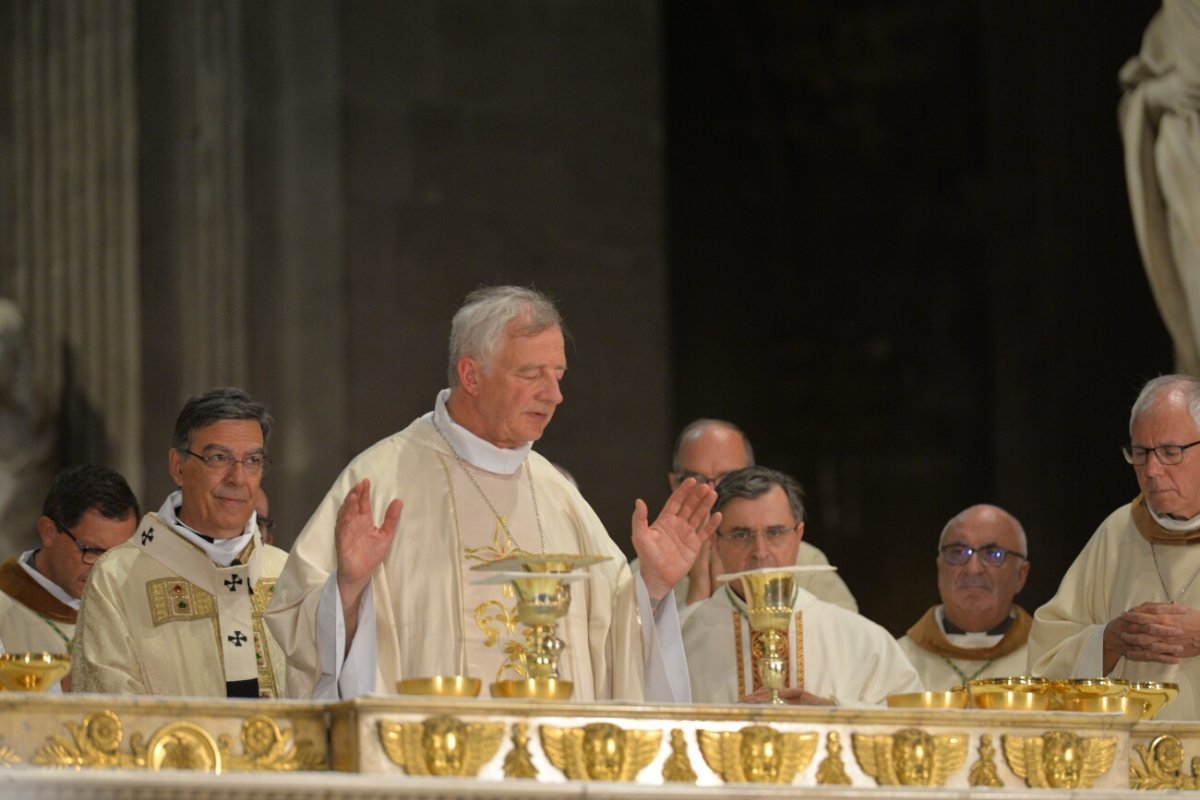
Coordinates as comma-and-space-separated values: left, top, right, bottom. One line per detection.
663, 419, 857, 611
897, 504, 1032, 689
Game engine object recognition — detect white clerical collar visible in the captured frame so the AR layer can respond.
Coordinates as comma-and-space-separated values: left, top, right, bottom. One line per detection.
936, 605, 1003, 649
158, 491, 256, 567
19, 549, 80, 610
431, 388, 532, 475
1148, 504, 1200, 532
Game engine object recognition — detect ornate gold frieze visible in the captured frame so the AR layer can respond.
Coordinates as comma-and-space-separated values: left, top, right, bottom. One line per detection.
852, 728, 967, 786
968, 733, 1003, 787
32, 710, 323, 773
698, 724, 817, 784
1131, 734, 1198, 790
815, 731, 851, 785
541, 722, 661, 781
662, 729, 697, 783
502, 722, 537, 779
1003, 730, 1117, 789
378, 716, 503, 777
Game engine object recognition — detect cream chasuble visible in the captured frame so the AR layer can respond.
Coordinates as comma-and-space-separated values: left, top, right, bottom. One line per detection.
1030, 497, 1200, 720
71, 512, 288, 698
267, 412, 650, 701
682, 586, 922, 706
0, 557, 76, 656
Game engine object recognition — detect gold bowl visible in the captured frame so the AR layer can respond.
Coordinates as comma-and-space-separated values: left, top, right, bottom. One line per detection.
1061, 677, 1129, 697
886, 690, 969, 710
0, 652, 71, 692
395, 675, 481, 698
1128, 681, 1180, 720
968, 676, 1054, 694
971, 690, 1052, 711
490, 678, 574, 701
1060, 693, 1143, 717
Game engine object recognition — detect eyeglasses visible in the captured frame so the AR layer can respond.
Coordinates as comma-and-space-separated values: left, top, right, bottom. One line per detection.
939, 543, 1025, 567
675, 471, 728, 488
715, 523, 800, 546
1122, 440, 1200, 466
52, 520, 108, 565
184, 449, 271, 475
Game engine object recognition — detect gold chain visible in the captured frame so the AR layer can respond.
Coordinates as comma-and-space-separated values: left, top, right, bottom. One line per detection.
432, 419, 547, 554
1150, 542, 1200, 604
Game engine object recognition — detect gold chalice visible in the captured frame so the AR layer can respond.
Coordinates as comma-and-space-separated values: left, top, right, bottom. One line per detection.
886, 690, 969, 710
721, 566, 808, 705
472, 553, 609, 701
0, 652, 71, 692
967, 676, 1054, 709
1127, 681, 1180, 720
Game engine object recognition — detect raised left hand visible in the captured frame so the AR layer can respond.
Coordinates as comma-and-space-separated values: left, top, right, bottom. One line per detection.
631, 478, 721, 602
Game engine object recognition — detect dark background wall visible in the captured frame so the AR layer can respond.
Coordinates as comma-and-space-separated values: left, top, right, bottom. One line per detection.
0, 0, 1174, 637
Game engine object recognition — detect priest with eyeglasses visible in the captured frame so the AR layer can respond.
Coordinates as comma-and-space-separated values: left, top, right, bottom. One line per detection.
897, 504, 1032, 690
1030, 374, 1200, 720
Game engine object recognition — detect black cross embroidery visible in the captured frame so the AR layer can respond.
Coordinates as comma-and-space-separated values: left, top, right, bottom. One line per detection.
141, 528, 154, 545
224, 575, 243, 592
228, 631, 247, 647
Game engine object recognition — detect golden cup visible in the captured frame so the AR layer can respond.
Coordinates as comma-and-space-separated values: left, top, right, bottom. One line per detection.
489, 677, 574, 701
0, 652, 71, 692
1060, 693, 1142, 718
722, 566, 803, 705
395, 675, 482, 698
971, 690, 1052, 711
886, 690, 969, 710
1127, 681, 1180, 720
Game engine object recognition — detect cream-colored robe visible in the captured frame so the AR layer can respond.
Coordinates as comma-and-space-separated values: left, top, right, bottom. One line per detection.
71, 513, 288, 698
682, 586, 922, 705
266, 416, 648, 701
897, 606, 1031, 691
1029, 499, 1200, 720
0, 558, 75, 656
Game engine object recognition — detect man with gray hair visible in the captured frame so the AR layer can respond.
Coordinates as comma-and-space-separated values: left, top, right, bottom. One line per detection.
666, 418, 857, 611
268, 286, 719, 702
897, 504, 1032, 690
1030, 374, 1200, 719
72, 387, 288, 698
682, 466, 920, 706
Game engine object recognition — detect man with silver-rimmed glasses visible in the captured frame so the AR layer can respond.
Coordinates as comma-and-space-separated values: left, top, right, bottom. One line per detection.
72, 387, 289, 698
1031, 374, 1200, 720
0, 465, 137, 690
898, 504, 1032, 690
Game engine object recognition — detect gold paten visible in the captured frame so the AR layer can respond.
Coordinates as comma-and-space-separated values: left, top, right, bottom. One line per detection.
968, 733, 1003, 787
378, 716, 503, 777
1131, 734, 1198, 790
698, 724, 817, 784
661, 729, 697, 783
815, 731, 851, 785
852, 728, 967, 786
218, 714, 326, 771
1003, 730, 1117, 789
502, 722, 537, 779
541, 722, 661, 781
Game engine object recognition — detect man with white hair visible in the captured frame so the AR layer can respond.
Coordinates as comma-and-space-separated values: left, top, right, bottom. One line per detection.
897, 504, 1031, 689
1030, 374, 1200, 720
666, 419, 857, 611
267, 286, 718, 702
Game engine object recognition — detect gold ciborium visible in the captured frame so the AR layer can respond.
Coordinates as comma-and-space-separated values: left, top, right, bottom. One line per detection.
722, 566, 808, 705
0, 652, 71, 692
472, 553, 608, 701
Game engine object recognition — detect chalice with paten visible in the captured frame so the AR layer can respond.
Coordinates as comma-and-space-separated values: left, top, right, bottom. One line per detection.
472, 553, 608, 700
721, 565, 810, 705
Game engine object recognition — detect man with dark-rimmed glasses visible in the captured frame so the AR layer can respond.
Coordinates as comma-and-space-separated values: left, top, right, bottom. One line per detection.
1031, 374, 1200, 720
0, 464, 137, 691
72, 387, 289, 698
898, 504, 1032, 690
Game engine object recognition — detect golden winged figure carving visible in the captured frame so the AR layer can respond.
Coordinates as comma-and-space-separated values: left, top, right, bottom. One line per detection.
378, 716, 504, 777
540, 722, 662, 781
697, 725, 818, 784
852, 728, 967, 786
1003, 731, 1117, 789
